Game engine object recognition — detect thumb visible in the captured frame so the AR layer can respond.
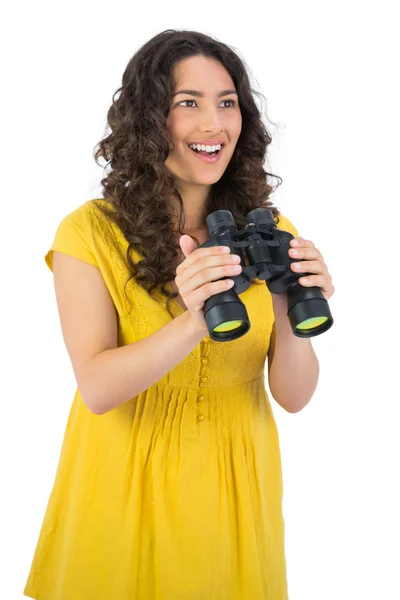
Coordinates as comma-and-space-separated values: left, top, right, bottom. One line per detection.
179, 234, 199, 259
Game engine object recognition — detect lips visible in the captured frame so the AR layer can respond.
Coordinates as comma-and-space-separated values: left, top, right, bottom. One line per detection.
186, 143, 225, 164
187, 143, 225, 154
187, 140, 226, 147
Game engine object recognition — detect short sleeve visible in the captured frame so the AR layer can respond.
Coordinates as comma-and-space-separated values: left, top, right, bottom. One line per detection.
45, 203, 98, 273
275, 214, 299, 239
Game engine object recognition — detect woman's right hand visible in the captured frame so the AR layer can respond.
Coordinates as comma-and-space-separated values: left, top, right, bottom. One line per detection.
176, 235, 242, 331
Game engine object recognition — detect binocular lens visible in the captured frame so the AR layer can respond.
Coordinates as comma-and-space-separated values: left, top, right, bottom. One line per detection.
205, 297, 251, 341
296, 315, 329, 331
213, 320, 246, 334
288, 293, 333, 338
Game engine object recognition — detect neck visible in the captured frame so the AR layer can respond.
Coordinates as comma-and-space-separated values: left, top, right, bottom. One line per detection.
168, 182, 211, 232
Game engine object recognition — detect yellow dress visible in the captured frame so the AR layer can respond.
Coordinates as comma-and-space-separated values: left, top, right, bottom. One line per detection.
24, 199, 298, 600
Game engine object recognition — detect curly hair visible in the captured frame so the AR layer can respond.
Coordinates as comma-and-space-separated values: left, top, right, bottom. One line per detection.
93, 29, 283, 318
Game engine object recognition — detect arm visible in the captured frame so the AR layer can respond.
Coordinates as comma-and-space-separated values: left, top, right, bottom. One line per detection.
53, 251, 206, 415
86, 311, 205, 414
267, 294, 319, 413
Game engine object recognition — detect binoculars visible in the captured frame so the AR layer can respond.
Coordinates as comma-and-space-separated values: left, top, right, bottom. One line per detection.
198, 208, 334, 342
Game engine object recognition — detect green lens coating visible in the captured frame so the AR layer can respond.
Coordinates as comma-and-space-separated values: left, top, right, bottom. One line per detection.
213, 320, 245, 333
296, 316, 328, 331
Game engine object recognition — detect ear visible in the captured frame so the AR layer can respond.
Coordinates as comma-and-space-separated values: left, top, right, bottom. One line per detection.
179, 235, 199, 258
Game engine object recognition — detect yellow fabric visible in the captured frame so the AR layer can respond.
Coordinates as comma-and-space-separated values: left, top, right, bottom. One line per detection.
24, 199, 299, 600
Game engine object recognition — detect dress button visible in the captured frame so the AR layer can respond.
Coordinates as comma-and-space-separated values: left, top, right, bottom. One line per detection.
200, 377, 208, 383
201, 358, 209, 365
197, 396, 205, 402
197, 414, 204, 421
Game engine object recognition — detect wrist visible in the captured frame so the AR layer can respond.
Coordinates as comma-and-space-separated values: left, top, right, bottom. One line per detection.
182, 310, 209, 340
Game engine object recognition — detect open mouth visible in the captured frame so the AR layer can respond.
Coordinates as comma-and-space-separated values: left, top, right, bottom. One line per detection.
187, 143, 224, 157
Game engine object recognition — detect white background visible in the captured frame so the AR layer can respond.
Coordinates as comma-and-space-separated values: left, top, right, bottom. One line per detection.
2, 0, 399, 598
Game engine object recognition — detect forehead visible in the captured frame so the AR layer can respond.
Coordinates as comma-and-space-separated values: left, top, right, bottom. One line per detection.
173, 56, 235, 90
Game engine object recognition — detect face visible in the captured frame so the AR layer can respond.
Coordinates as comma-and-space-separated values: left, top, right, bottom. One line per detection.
164, 55, 242, 190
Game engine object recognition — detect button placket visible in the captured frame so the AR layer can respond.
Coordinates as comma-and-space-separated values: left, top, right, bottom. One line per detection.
197, 343, 210, 421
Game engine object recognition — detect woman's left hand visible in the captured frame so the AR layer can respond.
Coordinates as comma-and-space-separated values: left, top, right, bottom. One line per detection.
288, 237, 335, 302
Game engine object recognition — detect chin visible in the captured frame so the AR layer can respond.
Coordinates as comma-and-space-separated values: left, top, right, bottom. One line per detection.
191, 174, 224, 186
191, 167, 227, 182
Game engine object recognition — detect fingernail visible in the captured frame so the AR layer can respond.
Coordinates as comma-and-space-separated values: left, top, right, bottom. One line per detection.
291, 239, 299, 246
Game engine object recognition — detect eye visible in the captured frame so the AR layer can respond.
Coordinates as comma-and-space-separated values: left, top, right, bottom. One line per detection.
220, 100, 236, 108
178, 100, 197, 108
178, 99, 236, 108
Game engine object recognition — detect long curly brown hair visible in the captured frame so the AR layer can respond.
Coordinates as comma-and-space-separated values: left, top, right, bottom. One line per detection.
93, 29, 283, 318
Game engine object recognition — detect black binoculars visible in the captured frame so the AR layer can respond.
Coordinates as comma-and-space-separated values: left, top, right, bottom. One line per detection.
198, 208, 334, 342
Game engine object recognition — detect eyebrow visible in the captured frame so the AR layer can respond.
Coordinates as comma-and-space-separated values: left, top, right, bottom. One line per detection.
172, 89, 238, 98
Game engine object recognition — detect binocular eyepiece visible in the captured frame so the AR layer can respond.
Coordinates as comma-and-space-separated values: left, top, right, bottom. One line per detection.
198, 208, 334, 342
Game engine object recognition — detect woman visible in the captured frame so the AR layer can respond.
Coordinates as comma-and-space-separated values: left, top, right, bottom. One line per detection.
24, 29, 334, 600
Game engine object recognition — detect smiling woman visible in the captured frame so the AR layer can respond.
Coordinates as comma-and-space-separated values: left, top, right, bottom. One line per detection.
23, 29, 294, 600
89, 31, 283, 320
164, 55, 243, 188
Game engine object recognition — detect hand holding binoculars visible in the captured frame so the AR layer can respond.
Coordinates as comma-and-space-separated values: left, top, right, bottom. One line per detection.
198, 208, 334, 342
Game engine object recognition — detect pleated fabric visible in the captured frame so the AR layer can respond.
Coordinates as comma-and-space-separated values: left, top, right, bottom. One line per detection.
24, 199, 298, 600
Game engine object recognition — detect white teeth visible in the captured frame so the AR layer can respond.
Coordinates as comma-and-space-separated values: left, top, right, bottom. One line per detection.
188, 143, 222, 153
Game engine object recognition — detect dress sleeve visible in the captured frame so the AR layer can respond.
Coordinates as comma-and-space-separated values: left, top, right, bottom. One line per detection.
275, 214, 299, 239
44, 203, 98, 273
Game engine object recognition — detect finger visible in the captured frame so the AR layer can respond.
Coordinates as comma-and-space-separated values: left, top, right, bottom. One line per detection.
188, 278, 235, 311
299, 275, 334, 301
298, 274, 329, 288
290, 237, 315, 249
289, 246, 323, 261
290, 260, 326, 274
176, 242, 229, 274
179, 235, 199, 259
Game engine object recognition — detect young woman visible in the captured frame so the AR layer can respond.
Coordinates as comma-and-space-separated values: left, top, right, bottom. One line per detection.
24, 29, 334, 600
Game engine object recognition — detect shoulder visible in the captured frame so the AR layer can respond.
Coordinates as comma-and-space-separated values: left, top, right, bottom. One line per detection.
55, 199, 95, 231
45, 199, 116, 272
54, 198, 118, 241
61, 198, 114, 226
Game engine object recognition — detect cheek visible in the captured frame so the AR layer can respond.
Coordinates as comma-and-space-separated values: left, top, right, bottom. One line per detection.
167, 115, 187, 139
234, 114, 242, 138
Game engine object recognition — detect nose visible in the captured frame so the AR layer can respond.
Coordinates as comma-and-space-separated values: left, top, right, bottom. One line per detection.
199, 105, 224, 133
